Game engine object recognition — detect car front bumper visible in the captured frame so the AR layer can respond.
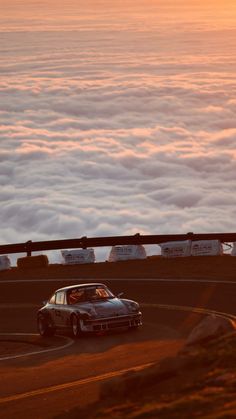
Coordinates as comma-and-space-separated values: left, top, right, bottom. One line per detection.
81, 312, 142, 332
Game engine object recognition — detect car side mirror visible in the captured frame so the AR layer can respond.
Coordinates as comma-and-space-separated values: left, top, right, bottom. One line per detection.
117, 292, 124, 298
42, 300, 48, 306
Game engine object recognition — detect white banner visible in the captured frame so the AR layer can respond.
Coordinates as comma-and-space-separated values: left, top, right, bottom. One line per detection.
61, 249, 95, 264
108, 245, 147, 262
0, 255, 11, 271
160, 240, 192, 258
231, 242, 236, 256
191, 240, 223, 256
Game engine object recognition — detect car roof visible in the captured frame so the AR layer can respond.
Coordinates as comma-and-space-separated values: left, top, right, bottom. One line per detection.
55, 283, 105, 293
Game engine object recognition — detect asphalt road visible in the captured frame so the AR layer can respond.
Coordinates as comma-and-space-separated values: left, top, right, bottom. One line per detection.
0, 278, 235, 419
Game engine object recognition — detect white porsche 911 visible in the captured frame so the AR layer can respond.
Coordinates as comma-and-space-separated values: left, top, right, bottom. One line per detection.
37, 283, 142, 338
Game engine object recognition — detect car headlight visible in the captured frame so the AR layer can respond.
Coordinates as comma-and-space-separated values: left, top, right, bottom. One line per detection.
80, 311, 92, 320
129, 302, 140, 312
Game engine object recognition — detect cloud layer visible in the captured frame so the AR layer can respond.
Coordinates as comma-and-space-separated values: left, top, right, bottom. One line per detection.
0, 0, 236, 262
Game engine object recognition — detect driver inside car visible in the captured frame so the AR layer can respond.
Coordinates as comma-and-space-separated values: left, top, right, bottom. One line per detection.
68, 289, 85, 304
86, 288, 99, 300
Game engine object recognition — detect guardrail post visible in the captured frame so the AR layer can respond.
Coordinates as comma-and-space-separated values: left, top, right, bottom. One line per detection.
26, 240, 32, 257
81, 236, 87, 249
187, 232, 194, 240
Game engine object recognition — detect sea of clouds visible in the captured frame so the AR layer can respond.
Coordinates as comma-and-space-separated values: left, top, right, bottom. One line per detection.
0, 0, 236, 262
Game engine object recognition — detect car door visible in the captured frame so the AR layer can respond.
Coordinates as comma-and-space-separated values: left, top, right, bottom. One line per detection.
51, 290, 66, 328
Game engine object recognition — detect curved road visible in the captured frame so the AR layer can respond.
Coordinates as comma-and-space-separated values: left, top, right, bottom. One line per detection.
0, 278, 235, 419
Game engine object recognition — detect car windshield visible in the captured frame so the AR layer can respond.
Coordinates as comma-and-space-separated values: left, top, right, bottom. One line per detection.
67, 286, 115, 304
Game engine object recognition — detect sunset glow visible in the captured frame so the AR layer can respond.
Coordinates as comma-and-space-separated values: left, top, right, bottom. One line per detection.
0, 0, 236, 261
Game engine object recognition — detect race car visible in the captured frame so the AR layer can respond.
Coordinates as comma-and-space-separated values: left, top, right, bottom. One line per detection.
37, 283, 142, 337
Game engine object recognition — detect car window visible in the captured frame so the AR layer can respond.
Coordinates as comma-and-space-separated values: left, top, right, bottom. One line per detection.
68, 289, 85, 304
55, 291, 65, 305
86, 286, 114, 300
96, 287, 109, 298
49, 294, 56, 304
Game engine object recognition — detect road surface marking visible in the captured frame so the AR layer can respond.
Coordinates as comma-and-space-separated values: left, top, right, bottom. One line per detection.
0, 362, 153, 404
0, 302, 235, 403
0, 333, 74, 361
141, 303, 236, 322
0, 278, 236, 284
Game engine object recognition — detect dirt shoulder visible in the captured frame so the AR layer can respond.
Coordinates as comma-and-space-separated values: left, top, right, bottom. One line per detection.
1, 254, 236, 282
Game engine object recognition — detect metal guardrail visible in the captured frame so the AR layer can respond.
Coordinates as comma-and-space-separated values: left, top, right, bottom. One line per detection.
0, 232, 236, 257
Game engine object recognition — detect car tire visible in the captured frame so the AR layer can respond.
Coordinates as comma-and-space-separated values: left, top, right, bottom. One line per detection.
71, 314, 82, 338
37, 313, 55, 337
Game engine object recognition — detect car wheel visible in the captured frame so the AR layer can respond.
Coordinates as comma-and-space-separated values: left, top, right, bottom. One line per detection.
71, 314, 82, 338
37, 314, 55, 337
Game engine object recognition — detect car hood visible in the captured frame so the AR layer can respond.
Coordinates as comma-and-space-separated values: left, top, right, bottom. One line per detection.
78, 298, 130, 318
